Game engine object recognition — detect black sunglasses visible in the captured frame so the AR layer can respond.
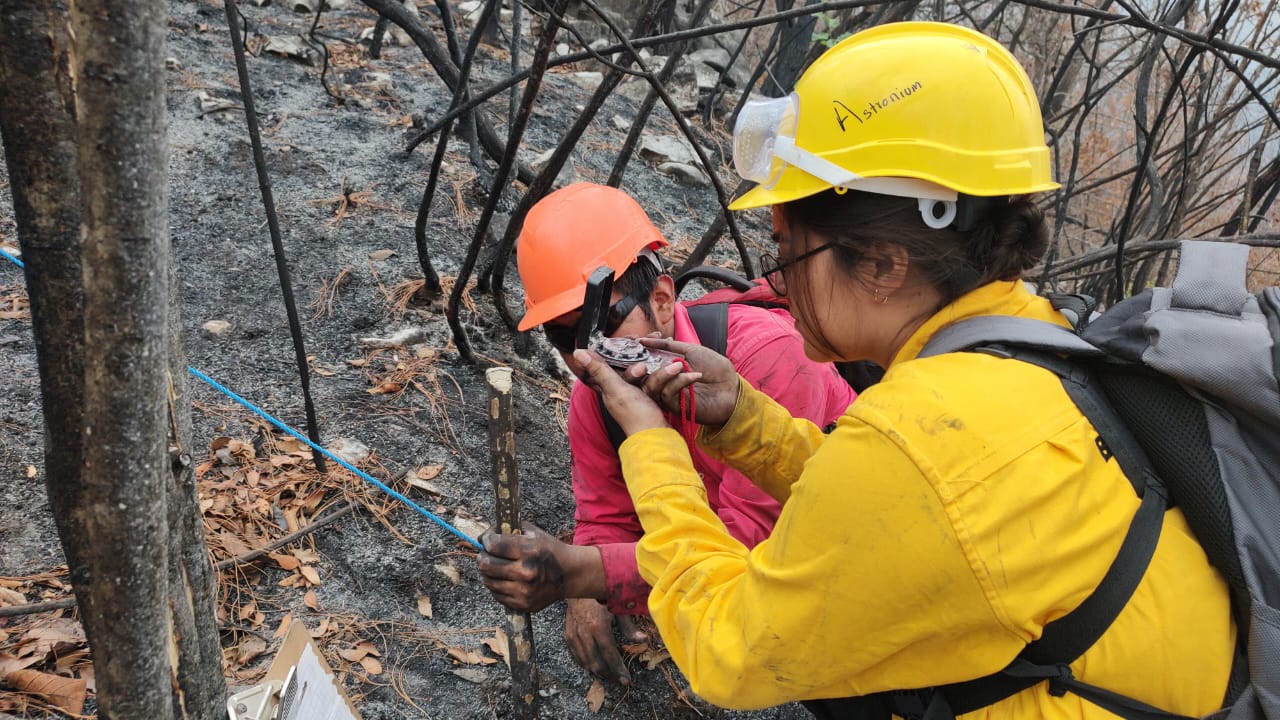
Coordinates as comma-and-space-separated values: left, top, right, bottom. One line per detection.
759, 242, 837, 297
542, 293, 642, 353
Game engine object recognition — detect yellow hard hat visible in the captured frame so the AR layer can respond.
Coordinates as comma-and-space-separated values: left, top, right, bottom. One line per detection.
730, 21, 1058, 215
515, 183, 667, 331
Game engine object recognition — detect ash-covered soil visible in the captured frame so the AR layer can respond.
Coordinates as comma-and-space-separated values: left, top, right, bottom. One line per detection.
0, 1, 805, 718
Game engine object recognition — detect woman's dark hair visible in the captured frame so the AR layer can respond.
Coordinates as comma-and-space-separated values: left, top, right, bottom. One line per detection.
777, 188, 1048, 360
782, 189, 1049, 308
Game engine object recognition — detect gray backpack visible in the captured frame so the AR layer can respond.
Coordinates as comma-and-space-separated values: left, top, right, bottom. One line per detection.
900, 240, 1278, 720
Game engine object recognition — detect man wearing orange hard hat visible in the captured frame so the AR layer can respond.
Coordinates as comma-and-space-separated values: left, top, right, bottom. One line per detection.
477, 182, 855, 686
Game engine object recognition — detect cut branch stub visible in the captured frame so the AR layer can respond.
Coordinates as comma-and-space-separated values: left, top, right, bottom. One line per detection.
484, 367, 538, 718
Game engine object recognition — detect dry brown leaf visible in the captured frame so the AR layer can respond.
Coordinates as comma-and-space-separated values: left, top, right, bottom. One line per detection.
416, 465, 443, 480
358, 656, 383, 675
416, 595, 433, 619
586, 679, 606, 713
642, 647, 671, 670
451, 516, 487, 539
339, 645, 370, 662
492, 627, 511, 668
303, 590, 319, 611
269, 454, 299, 468
235, 636, 267, 665
0, 587, 26, 606
407, 477, 446, 496
0, 652, 40, 675
273, 614, 293, 639
238, 601, 258, 622
309, 617, 333, 638
79, 664, 95, 694
291, 548, 321, 564
16, 620, 85, 660
446, 646, 498, 666
4, 668, 87, 715
53, 648, 89, 674
434, 563, 461, 585
481, 635, 507, 661
218, 530, 253, 558
299, 566, 321, 586
301, 489, 326, 514
367, 381, 403, 395
269, 553, 300, 571
450, 667, 488, 683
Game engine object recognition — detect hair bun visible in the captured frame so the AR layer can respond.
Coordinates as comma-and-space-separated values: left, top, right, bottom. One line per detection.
968, 197, 1049, 282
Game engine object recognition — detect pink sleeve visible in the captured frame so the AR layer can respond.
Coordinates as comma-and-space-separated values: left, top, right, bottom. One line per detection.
567, 382, 652, 614
724, 306, 856, 430
710, 307, 857, 522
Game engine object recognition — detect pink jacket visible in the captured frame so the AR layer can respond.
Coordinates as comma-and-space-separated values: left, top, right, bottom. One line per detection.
568, 302, 856, 614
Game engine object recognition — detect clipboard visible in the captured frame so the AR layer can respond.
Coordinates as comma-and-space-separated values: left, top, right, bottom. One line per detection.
227, 620, 362, 720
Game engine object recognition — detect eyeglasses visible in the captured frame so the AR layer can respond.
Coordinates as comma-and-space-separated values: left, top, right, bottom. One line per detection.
759, 242, 836, 297
542, 293, 642, 353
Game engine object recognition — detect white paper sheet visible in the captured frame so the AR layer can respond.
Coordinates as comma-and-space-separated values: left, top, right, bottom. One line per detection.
280, 643, 359, 720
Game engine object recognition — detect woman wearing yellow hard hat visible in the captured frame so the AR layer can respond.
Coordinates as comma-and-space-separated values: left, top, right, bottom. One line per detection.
571, 21, 1235, 720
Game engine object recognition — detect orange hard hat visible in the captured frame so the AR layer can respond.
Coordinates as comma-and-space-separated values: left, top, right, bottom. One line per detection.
516, 183, 668, 331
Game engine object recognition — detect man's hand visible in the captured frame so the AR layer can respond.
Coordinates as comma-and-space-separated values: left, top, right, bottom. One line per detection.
478, 524, 604, 613
564, 599, 650, 686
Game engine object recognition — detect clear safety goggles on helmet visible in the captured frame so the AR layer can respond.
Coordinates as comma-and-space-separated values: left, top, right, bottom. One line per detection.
732, 93, 961, 229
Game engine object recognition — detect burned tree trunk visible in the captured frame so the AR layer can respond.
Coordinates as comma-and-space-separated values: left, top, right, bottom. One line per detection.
163, 276, 227, 717
0, 0, 89, 624
70, 0, 184, 716
0, 1, 226, 717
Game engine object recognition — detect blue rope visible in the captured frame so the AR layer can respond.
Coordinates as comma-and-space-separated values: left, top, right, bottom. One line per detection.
1, 248, 480, 549
187, 367, 481, 550
0, 247, 25, 268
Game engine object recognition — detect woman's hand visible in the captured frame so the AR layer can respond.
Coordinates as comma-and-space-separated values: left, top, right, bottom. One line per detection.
573, 349, 670, 436
637, 338, 740, 428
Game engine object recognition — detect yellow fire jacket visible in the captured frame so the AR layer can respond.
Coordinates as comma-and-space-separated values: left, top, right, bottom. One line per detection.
618, 280, 1235, 717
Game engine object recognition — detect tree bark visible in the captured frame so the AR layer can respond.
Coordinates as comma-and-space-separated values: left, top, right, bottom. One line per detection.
0, 0, 89, 627
69, 0, 181, 716
2, 1, 225, 718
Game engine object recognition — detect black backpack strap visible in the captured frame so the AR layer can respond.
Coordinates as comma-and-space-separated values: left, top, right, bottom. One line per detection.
600, 303, 729, 451
673, 265, 755, 297
1045, 292, 1098, 332
685, 302, 729, 355
865, 345, 1171, 720
935, 471, 1166, 716
836, 360, 885, 394
919, 316, 1104, 360
600, 396, 628, 451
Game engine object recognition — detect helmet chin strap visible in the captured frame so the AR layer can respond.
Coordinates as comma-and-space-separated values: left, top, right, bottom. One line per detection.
773, 137, 961, 229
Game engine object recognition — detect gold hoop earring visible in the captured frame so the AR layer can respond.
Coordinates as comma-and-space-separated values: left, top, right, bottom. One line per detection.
873, 288, 889, 305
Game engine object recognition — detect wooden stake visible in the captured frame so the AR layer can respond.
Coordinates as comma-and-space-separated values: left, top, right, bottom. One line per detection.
485, 367, 538, 718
